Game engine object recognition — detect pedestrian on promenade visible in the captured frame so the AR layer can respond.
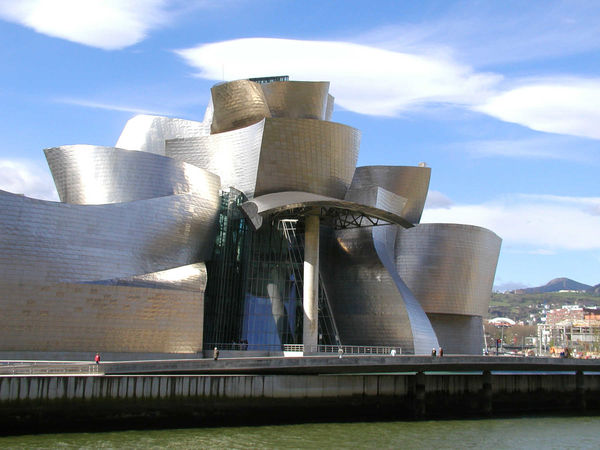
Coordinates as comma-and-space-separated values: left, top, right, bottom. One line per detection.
390, 349, 397, 357
431, 348, 436, 357
439, 347, 444, 357
338, 347, 344, 358
94, 353, 100, 365
213, 346, 219, 361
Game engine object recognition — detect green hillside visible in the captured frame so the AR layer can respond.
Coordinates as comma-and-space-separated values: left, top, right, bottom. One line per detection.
489, 291, 600, 322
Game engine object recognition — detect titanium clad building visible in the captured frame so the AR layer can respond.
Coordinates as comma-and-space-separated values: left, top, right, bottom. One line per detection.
0, 77, 501, 358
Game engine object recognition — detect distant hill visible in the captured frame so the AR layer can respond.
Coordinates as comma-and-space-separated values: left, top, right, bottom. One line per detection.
592, 284, 600, 295
511, 277, 592, 294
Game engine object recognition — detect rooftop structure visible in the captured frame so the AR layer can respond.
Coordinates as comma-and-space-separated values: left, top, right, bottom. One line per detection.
0, 77, 501, 358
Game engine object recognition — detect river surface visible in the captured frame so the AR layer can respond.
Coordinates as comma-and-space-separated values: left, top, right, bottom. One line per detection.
1, 416, 598, 449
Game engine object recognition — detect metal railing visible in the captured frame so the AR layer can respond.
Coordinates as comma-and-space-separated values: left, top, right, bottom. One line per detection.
206, 343, 402, 355
0, 361, 102, 375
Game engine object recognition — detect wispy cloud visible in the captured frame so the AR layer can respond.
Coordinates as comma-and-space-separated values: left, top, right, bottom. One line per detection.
175, 38, 501, 116
359, 1, 600, 67
455, 135, 598, 162
422, 193, 600, 251
476, 78, 600, 141
175, 38, 600, 144
0, 159, 58, 201
0, 0, 173, 50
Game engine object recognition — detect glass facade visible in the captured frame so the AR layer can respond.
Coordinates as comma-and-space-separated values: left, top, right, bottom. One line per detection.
203, 190, 339, 350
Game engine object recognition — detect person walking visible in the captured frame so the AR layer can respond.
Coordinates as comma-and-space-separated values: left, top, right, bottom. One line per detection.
431, 348, 436, 357
94, 353, 100, 365
439, 347, 444, 357
213, 346, 219, 361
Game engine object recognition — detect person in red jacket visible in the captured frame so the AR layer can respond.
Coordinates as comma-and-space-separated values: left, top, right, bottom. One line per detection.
94, 353, 100, 365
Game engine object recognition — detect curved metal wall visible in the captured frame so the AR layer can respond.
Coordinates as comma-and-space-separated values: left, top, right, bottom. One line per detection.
0, 281, 203, 353
254, 118, 360, 199
426, 313, 485, 355
45, 145, 219, 205
165, 120, 265, 197
350, 166, 431, 224
261, 81, 330, 120
395, 223, 501, 317
210, 80, 271, 134
321, 226, 438, 353
0, 189, 220, 284
116, 115, 209, 155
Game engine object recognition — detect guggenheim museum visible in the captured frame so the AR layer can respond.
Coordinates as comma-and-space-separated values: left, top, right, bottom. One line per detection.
0, 76, 501, 358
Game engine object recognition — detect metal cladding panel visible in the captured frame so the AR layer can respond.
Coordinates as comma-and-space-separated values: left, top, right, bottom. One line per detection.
211, 80, 271, 134
44, 145, 219, 205
321, 226, 434, 353
325, 94, 335, 121
0, 189, 220, 284
90, 263, 207, 292
372, 226, 439, 354
350, 166, 431, 224
254, 118, 360, 199
427, 313, 485, 355
0, 281, 203, 353
395, 223, 502, 317
261, 81, 330, 120
345, 186, 408, 217
116, 115, 209, 155
165, 119, 265, 198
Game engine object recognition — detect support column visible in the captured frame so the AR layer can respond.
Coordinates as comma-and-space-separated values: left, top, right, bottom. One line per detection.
303, 214, 320, 354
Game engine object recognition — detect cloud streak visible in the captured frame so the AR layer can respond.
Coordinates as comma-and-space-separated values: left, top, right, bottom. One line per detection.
56, 97, 174, 116
422, 194, 600, 251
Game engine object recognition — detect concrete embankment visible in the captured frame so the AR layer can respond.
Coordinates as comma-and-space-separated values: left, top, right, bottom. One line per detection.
1, 371, 599, 434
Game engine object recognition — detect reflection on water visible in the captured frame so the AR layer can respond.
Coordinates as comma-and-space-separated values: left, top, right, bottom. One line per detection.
1, 416, 599, 449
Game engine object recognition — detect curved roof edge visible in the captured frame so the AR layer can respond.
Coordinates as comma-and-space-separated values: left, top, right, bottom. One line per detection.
239, 191, 414, 231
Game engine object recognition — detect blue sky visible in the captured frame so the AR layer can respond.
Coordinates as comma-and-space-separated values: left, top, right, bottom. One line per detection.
1, 0, 599, 290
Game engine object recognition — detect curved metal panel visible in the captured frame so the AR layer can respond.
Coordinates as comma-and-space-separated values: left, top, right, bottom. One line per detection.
44, 145, 220, 205
240, 191, 413, 231
325, 94, 335, 121
350, 166, 431, 224
426, 313, 485, 355
90, 263, 207, 292
0, 189, 220, 284
255, 118, 360, 199
261, 81, 330, 120
210, 80, 271, 134
0, 281, 203, 353
321, 226, 438, 353
116, 114, 209, 155
165, 119, 265, 197
395, 223, 502, 317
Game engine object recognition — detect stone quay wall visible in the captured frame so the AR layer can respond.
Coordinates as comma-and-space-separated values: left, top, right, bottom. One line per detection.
1, 371, 599, 434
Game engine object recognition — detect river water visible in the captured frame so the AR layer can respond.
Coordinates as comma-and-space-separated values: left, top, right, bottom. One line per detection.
1, 416, 598, 449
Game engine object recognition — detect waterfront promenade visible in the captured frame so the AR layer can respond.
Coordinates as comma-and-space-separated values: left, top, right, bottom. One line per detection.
2, 356, 599, 434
